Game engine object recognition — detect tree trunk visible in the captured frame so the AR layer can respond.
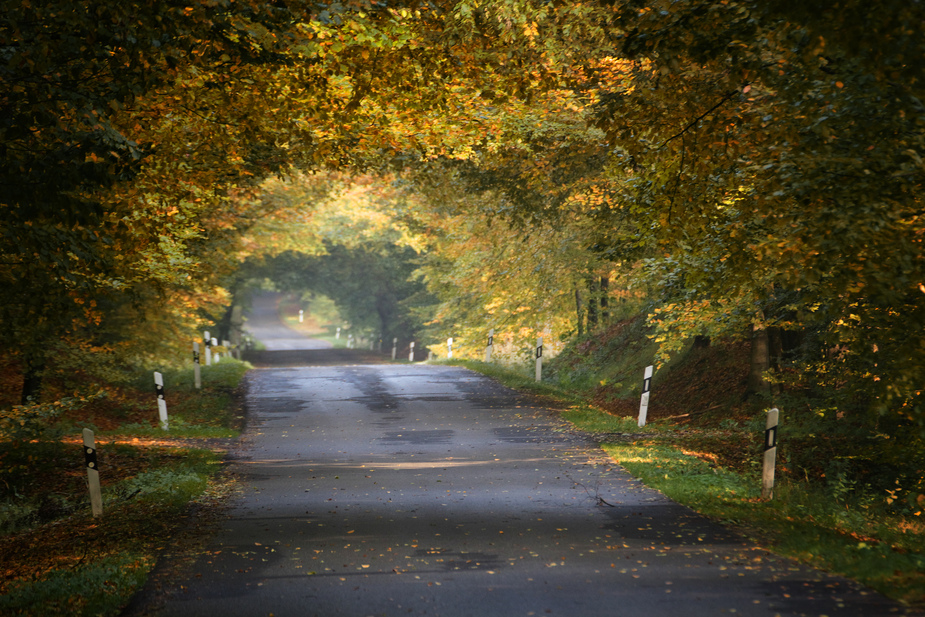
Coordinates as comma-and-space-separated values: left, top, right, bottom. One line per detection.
574, 287, 584, 336
21, 354, 45, 405
586, 276, 599, 329
747, 323, 771, 399
600, 276, 609, 323
767, 326, 784, 396
230, 305, 244, 359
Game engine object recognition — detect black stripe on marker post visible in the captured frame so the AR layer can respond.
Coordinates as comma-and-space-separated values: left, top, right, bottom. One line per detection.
642, 377, 651, 394
84, 445, 98, 469
765, 426, 777, 451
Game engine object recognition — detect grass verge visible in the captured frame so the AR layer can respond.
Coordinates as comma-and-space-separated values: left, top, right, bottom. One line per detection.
437, 358, 582, 402
459, 358, 925, 610
603, 438, 925, 608
0, 358, 250, 616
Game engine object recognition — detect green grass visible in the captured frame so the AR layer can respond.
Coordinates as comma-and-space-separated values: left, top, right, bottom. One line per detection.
0, 446, 225, 617
277, 295, 351, 348
454, 345, 925, 609
560, 406, 657, 434
604, 440, 925, 607
107, 447, 222, 507
438, 358, 582, 401
0, 553, 150, 616
547, 315, 679, 399
450, 359, 665, 436
107, 358, 250, 438
111, 424, 238, 438
154, 357, 251, 391
312, 330, 349, 347
0, 359, 249, 616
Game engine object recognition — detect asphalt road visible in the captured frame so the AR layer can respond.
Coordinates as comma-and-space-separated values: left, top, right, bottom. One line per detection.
244, 293, 334, 351
132, 300, 917, 617
242, 292, 387, 367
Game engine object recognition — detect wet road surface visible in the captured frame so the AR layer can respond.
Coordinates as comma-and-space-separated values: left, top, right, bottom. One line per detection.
144, 364, 916, 617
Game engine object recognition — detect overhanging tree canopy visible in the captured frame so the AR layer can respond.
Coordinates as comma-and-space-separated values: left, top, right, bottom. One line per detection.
2, 0, 923, 432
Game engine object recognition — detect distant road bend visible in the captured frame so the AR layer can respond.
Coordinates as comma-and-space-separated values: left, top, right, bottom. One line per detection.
242, 292, 382, 366
127, 293, 918, 617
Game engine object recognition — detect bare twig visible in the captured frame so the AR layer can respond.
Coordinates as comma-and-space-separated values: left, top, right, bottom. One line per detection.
660, 90, 739, 149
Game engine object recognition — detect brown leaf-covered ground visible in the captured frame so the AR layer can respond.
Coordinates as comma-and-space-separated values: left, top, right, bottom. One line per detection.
0, 359, 245, 611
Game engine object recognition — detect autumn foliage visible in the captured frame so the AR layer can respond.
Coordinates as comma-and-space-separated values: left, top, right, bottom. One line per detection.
0, 0, 922, 509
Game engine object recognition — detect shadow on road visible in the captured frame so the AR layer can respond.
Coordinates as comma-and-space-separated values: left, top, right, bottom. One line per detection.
243, 348, 392, 367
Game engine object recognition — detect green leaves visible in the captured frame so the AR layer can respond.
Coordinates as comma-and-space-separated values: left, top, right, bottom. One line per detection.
3, 0, 923, 432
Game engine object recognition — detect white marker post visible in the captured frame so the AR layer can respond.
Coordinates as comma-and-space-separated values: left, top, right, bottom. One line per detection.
535, 336, 543, 382
485, 329, 494, 363
299, 309, 304, 323
409, 341, 415, 362
193, 341, 201, 389
637, 365, 654, 427
204, 331, 212, 366
154, 371, 168, 430
83, 428, 103, 518
762, 408, 780, 500
336, 327, 341, 340
392, 337, 398, 360
447, 337, 453, 359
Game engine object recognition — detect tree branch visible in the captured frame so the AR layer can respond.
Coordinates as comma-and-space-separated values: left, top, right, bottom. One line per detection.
660, 89, 739, 149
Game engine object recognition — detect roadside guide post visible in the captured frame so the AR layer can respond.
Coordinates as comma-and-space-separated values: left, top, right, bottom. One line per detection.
409, 341, 415, 362
193, 341, 201, 389
204, 331, 212, 366
83, 429, 103, 518
535, 336, 543, 382
392, 338, 398, 360
637, 365, 654, 427
154, 371, 169, 430
762, 408, 780, 500
485, 329, 494, 363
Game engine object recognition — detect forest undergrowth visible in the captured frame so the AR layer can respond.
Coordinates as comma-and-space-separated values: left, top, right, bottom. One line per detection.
0, 357, 249, 616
